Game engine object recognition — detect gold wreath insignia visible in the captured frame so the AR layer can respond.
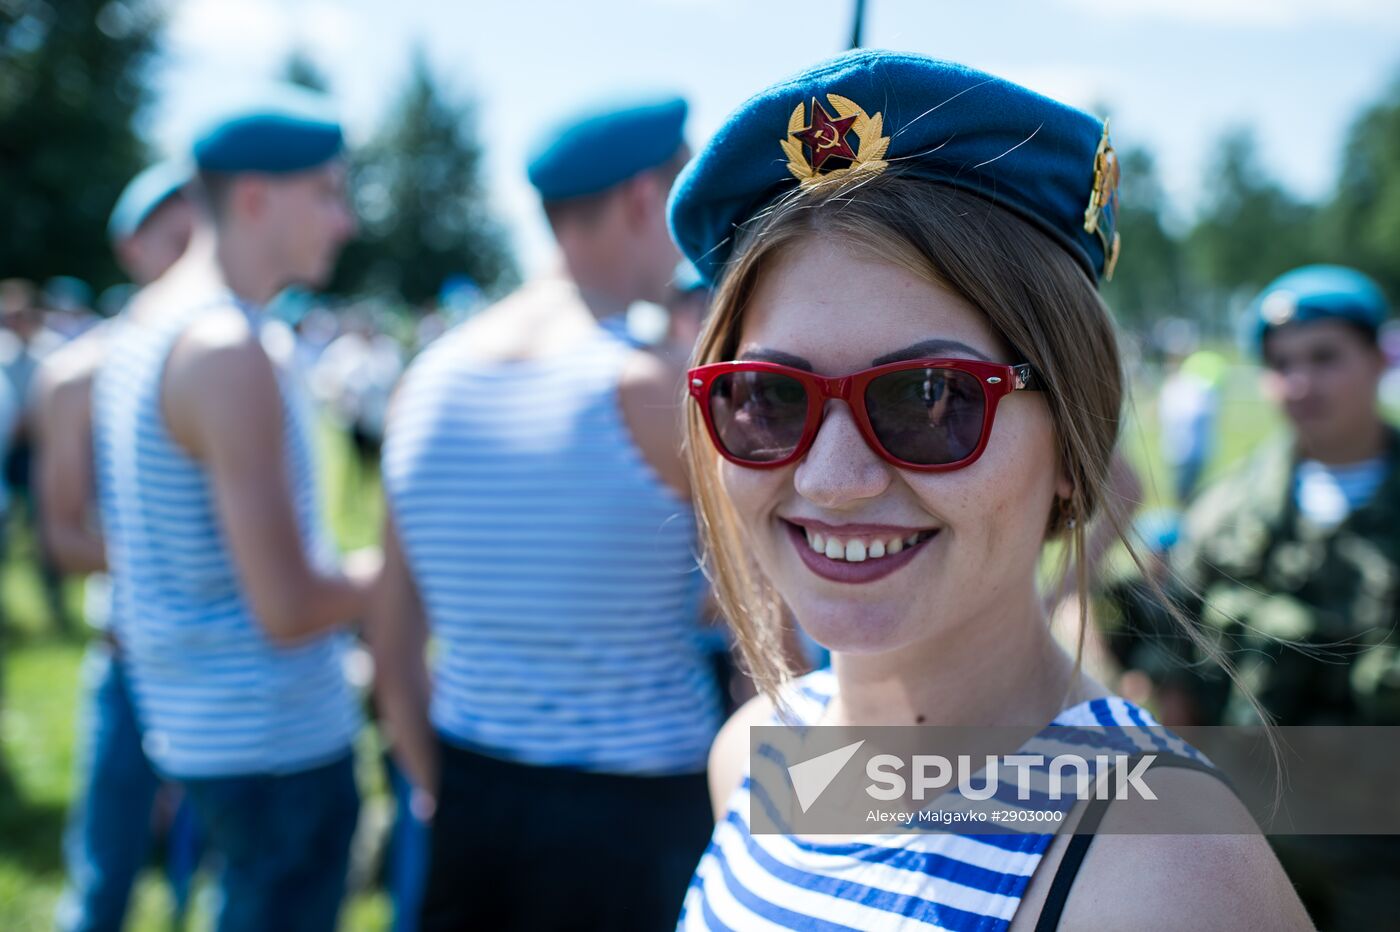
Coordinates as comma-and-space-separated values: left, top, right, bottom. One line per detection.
781, 93, 891, 188
1083, 118, 1122, 280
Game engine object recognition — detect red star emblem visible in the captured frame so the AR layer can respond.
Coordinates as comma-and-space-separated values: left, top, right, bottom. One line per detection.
794, 98, 858, 171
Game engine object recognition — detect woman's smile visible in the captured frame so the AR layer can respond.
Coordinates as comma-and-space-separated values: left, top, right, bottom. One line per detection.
780, 516, 940, 584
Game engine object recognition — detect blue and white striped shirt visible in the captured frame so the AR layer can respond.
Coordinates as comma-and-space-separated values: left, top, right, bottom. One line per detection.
680, 669, 1196, 930
383, 316, 720, 775
92, 297, 360, 779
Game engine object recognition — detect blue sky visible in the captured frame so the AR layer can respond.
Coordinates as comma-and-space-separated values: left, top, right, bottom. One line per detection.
147, 0, 1400, 275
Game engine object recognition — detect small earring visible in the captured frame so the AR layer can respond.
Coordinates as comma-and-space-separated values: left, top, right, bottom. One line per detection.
1054, 497, 1077, 531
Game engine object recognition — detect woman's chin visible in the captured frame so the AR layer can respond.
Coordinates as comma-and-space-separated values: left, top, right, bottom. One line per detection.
791, 601, 914, 656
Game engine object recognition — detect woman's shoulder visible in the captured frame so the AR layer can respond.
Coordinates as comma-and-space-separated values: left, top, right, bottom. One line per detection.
1024, 694, 1312, 930
706, 692, 773, 821
1054, 768, 1312, 929
706, 669, 837, 819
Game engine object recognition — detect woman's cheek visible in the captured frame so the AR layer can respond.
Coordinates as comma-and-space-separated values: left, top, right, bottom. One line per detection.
720, 461, 783, 547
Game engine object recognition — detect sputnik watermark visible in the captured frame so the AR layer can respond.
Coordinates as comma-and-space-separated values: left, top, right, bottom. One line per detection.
864, 752, 1158, 803
786, 741, 1156, 815
755, 723, 1400, 835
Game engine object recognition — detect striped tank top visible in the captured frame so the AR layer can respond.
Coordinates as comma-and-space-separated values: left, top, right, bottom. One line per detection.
92, 296, 360, 779
680, 669, 1203, 930
382, 315, 721, 775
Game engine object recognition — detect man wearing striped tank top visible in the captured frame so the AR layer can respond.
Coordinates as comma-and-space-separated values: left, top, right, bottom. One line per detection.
91, 89, 379, 932
370, 96, 722, 931
37, 160, 201, 932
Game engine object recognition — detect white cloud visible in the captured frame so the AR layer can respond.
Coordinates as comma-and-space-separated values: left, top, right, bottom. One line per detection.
298, 1, 363, 67
166, 0, 294, 68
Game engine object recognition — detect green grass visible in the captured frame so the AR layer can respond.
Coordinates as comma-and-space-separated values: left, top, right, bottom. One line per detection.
0, 422, 391, 930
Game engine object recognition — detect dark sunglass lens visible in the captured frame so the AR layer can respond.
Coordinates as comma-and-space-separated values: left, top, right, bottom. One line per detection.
865, 367, 986, 464
708, 371, 809, 463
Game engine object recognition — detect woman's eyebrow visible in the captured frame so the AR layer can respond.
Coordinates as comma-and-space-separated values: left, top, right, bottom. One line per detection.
737, 348, 815, 370
872, 339, 993, 365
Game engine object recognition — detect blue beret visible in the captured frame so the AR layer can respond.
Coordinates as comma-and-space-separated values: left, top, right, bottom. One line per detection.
668, 50, 1121, 286
1250, 265, 1389, 354
527, 95, 687, 201
193, 86, 344, 174
108, 159, 191, 242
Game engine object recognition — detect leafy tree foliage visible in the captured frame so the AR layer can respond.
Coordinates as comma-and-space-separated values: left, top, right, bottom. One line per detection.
1186, 127, 1317, 305
0, 0, 161, 290
1102, 146, 1189, 327
1320, 75, 1400, 301
281, 47, 329, 93
332, 49, 517, 304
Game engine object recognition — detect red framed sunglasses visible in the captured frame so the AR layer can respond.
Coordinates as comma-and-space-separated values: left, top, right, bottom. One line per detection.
687, 358, 1041, 471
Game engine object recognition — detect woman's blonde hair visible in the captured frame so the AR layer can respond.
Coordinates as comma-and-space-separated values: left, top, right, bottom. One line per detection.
683, 170, 1232, 714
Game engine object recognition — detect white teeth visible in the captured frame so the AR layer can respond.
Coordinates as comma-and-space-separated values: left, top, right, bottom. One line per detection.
799, 529, 932, 561
798, 523, 937, 562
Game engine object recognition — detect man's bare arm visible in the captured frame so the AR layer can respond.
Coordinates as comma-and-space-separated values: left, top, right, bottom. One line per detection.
365, 512, 437, 802
164, 311, 378, 645
32, 345, 106, 573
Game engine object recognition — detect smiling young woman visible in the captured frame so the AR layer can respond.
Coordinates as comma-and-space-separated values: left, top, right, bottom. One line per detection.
667, 51, 1313, 930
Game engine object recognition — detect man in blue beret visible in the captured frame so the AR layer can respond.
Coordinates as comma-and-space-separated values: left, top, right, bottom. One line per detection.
88, 88, 377, 932
1168, 264, 1400, 928
39, 159, 200, 932
107, 160, 196, 289
370, 94, 729, 930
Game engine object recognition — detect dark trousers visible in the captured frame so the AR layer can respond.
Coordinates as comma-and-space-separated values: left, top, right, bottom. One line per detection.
181, 752, 359, 932
421, 740, 713, 932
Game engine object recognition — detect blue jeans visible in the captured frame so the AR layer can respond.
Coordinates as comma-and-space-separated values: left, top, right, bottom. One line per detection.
180, 752, 359, 932
57, 645, 167, 932
386, 758, 430, 932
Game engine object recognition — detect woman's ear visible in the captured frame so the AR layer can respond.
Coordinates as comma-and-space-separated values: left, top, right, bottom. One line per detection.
1055, 474, 1074, 502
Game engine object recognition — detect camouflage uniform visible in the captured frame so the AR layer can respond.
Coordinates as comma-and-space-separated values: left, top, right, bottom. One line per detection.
1167, 428, 1400, 931
1170, 428, 1400, 727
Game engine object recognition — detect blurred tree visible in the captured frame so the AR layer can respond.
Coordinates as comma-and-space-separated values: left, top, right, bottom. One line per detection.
332, 49, 517, 305
0, 0, 161, 291
1186, 127, 1317, 317
282, 46, 330, 93
1101, 146, 1189, 328
1320, 75, 1400, 301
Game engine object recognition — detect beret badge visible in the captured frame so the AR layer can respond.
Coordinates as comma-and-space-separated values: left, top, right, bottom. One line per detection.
1082, 119, 1122, 280
781, 94, 890, 187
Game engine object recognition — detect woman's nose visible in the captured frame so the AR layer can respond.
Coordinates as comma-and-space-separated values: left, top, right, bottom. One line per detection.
792, 402, 893, 508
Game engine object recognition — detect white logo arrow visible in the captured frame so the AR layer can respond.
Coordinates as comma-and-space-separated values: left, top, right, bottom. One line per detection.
787, 740, 865, 813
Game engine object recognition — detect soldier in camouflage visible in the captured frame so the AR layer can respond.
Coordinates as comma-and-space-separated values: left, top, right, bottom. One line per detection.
1165, 265, 1398, 930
